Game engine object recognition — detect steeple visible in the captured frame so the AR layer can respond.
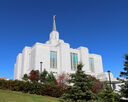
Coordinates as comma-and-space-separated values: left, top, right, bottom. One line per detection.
52, 15, 56, 31
49, 15, 59, 42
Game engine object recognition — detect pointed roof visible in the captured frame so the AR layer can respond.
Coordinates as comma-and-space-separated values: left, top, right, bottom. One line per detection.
52, 15, 56, 31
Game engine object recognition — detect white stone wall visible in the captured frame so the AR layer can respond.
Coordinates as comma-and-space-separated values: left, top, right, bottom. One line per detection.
77, 47, 91, 73
21, 47, 31, 78
14, 41, 105, 80
14, 53, 22, 80
89, 54, 103, 74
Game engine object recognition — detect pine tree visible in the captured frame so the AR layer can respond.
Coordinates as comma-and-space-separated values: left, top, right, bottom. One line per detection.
22, 74, 28, 81
97, 82, 120, 102
40, 69, 48, 83
61, 63, 95, 102
120, 54, 128, 80
119, 54, 128, 98
46, 72, 57, 84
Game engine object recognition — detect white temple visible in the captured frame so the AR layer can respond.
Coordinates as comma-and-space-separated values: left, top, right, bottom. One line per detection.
14, 16, 118, 88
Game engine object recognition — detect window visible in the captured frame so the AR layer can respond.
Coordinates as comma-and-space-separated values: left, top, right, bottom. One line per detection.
70, 53, 78, 70
50, 51, 57, 68
89, 58, 94, 72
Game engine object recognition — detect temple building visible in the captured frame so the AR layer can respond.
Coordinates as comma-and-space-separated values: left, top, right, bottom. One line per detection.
14, 16, 117, 88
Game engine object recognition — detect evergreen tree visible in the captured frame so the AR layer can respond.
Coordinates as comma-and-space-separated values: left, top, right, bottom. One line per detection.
46, 72, 57, 84
120, 54, 128, 80
40, 69, 48, 83
119, 54, 128, 98
97, 82, 120, 102
22, 74, 28, 81
61, 63, 95, 102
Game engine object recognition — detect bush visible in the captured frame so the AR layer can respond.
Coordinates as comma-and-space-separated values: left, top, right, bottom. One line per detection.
0, 79, 66, 98
28, 82, 42, 95
21, 81, 30, 93
9, 80, 23, 91
42, 83, 67, 97
0, 79, 8, 89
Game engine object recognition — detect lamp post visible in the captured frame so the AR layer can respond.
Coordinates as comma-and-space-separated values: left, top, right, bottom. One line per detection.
40, 62, 43, 73
107, 70, 112, 89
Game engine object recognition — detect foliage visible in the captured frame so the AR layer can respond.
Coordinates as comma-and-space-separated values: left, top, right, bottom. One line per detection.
42, 83, 67, 97
0, 79, 8, 89
120, 54, 128, 80
119, 54, 128, 98
29, 82, 42, 95
120, 81, 128, 98
46, 72, 57, 84
97, 82, 120, 102
22, 74, 28, 81
28, 70, 40, 82
61, 63, 95, 102
0, 79, 65, 98
23, 69, 57, 84
89, 75, 103, 94
40, 69, 48, 83
57, 73, 69, 87
9, 80, 24, 91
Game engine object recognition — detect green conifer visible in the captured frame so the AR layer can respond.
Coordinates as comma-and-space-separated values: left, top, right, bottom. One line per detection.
61, 63, 95, 102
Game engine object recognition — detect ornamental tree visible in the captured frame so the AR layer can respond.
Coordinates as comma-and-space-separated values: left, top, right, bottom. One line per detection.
57, 73, 69, 87
89, 75, 103, 94
28, 70, 40, 82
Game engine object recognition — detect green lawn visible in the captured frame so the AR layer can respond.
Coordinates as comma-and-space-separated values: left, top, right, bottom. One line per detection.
0, 89, 59, 102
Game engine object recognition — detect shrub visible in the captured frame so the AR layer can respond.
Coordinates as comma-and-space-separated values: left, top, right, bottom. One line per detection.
9, 80, 23, 91
0, 79, 66, 98
28, 70, 40, 82
42, 83, 67, 97
89, 75, 103, 94
0, 79, 8, 89
57, 73, 69, 87
28, 82, 42, 95
22, 81, 31, 93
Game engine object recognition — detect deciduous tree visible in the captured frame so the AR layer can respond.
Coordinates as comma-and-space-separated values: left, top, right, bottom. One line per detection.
57, 73, 69, 87
28, 70, 40, 82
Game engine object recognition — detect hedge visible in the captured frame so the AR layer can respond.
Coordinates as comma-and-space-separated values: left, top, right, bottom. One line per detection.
0, 79, 66, 97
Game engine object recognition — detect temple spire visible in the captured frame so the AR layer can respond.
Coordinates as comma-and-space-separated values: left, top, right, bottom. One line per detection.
52, 15, 56, 31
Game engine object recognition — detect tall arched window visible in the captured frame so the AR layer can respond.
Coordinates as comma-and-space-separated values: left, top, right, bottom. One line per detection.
70, 53, 78, 70
89, 58, 94, 72
50, 51, 57, 68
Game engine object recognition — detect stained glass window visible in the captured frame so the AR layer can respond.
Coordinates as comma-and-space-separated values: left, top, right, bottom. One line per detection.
70, 53, 78, 70
50, 51, 57, 68
90, 58, 94, 72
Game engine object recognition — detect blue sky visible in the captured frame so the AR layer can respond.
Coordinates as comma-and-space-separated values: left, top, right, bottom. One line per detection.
0, 0, 128, 79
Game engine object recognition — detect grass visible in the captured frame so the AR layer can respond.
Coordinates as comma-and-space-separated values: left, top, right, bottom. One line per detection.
0, 89, 59, 102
